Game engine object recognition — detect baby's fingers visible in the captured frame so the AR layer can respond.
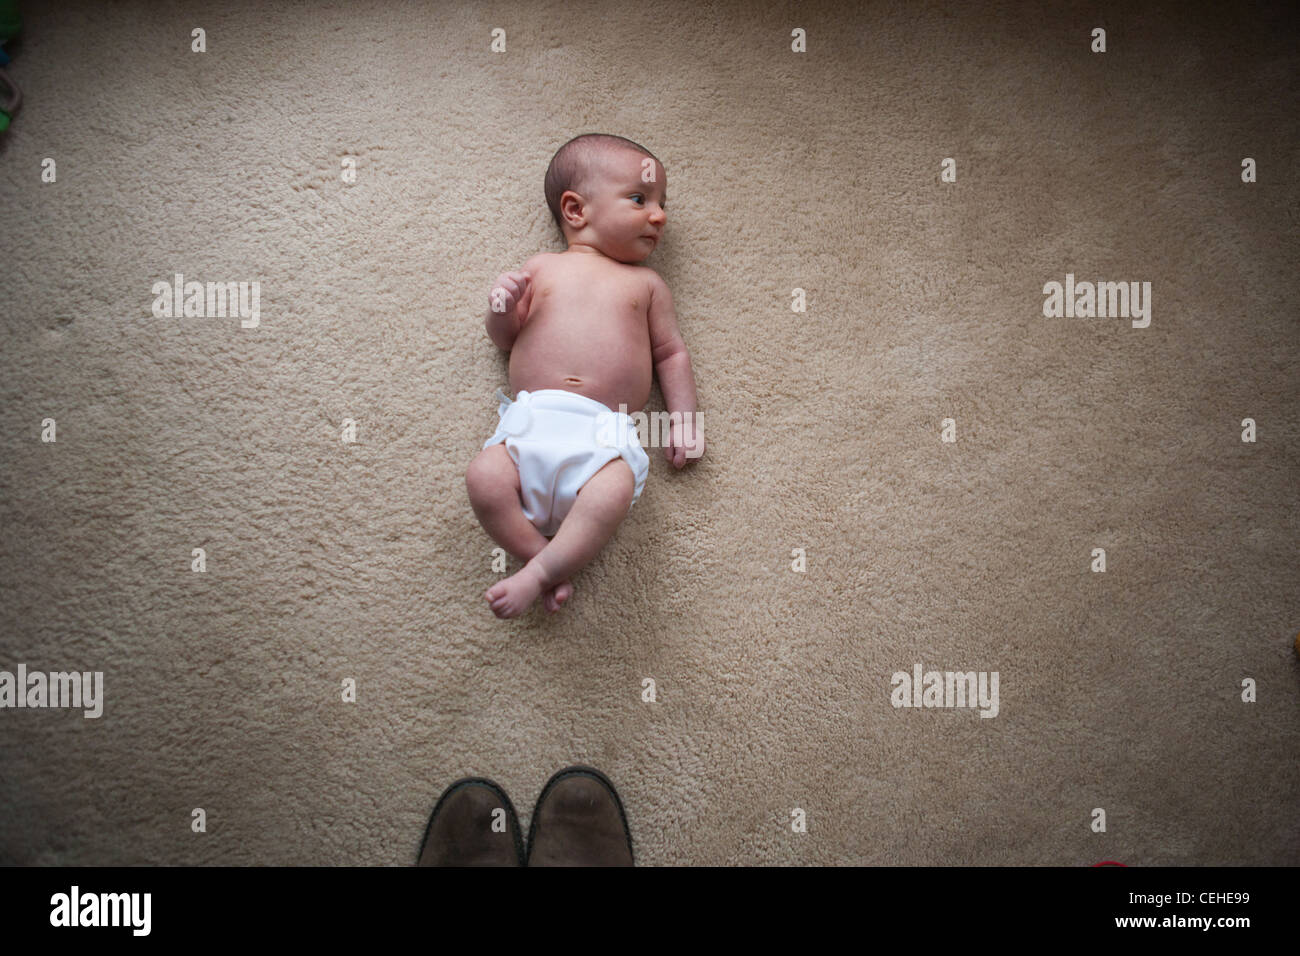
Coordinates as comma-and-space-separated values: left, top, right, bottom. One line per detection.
505, 271, 532, 296
515, 272, 535, 318
488, 277, 520, 312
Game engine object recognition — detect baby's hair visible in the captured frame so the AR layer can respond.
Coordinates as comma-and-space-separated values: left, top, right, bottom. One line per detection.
544, 133, 660, 231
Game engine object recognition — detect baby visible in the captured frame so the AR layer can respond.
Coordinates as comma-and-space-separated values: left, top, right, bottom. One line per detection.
467, 133, 704, 618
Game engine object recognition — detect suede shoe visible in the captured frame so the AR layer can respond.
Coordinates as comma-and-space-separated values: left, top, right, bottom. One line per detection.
417, 777, 524, 866
526, 765, 633, 866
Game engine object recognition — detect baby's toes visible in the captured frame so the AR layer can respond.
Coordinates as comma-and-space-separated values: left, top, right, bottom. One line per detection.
485, 587, 513, 615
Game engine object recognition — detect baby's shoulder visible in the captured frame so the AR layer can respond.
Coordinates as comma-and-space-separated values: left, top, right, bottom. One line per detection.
518, 251, 551, 274
634, 264, 669, 294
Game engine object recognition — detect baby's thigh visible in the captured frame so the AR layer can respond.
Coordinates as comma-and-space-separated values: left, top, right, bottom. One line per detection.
576, 457, 635, 509
465, 443, 521, 498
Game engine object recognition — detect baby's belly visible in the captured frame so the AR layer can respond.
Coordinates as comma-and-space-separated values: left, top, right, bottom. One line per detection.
509, 351, 652, 413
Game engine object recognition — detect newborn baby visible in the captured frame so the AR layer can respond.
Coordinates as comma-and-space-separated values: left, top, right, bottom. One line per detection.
467, 133, 704, 618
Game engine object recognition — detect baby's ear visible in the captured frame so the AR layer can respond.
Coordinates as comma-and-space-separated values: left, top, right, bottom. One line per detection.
558, 190, 582, 225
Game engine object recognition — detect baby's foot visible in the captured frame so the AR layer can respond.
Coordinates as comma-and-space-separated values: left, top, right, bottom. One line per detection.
543, 580, 573, 613
484, 565, 547, 619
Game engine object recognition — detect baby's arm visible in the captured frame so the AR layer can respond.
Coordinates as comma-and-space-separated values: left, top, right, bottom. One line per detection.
647, 272, 705, 466
485, 255, 546, 350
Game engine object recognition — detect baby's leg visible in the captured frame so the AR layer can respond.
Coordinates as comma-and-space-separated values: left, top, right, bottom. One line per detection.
484, 458, 635, 619
465, 444, 573, 612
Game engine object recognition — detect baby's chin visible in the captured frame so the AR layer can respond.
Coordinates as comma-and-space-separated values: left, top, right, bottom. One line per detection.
620, 239, 660, 264
600, 247, 653, 265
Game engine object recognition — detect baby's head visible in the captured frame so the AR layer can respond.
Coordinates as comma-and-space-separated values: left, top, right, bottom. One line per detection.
544, 133, 667, 264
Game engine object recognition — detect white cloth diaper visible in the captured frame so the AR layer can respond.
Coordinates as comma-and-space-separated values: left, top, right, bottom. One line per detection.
482, 388, 650, 537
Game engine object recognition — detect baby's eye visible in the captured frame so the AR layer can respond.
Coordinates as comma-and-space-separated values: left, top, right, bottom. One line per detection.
630, 194, 645, 204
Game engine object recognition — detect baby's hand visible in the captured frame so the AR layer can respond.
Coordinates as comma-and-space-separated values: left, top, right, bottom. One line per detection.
664, 414, 705, 469
488, 270, 533, 321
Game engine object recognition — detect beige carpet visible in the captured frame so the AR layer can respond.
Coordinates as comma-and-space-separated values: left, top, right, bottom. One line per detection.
1, 0, 1297, 865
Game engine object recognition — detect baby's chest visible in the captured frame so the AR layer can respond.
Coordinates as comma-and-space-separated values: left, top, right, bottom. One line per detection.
556, 306, 648, 345
538, 276, 649, 324
540, 272, 646, 308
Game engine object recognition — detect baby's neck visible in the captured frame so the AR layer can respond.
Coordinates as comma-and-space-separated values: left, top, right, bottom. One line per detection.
563, 242, 609, 257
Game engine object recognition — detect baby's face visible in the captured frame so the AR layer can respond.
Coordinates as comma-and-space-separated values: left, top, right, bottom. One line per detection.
577, 150, 667, 263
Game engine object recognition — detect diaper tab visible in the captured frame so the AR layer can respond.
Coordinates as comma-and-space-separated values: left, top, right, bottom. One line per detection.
496, 388, 534, 436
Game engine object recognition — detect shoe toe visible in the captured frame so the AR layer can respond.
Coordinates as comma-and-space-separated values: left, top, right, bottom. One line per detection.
418, 779, 523, 866
528, 769, 633, 867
